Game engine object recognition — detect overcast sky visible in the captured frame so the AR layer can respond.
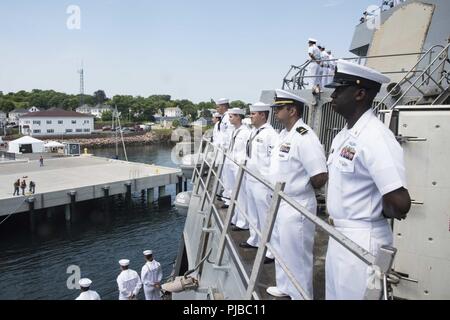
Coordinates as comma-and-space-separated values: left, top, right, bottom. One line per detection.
0, 0, 380, 103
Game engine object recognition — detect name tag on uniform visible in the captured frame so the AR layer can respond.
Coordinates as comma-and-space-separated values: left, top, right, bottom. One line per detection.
256, 138, 263, 143
278, 143, 291, 160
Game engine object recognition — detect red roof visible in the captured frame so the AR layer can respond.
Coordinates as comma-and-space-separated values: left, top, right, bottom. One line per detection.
20, 108, 93, 118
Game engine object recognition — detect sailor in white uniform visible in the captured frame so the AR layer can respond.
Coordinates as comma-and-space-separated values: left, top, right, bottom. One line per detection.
307, 38, 322, 92
324, 60, 411, 300
240, 102, 278, 263
216, 98, 235, 207
141, 250, 163, 300
211, 112, 222, 146
75, 278, 101, 300
266, 89, 328, 300
116, 259, 142, 300
318, 44, 330, 89
227, 108, 251, 230
327, 50, 336, 85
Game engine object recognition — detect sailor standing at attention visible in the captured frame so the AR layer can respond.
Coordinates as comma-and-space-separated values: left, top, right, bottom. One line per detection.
117, 259, 142, 300
141, 250, 163, 300
318, 44, 330, 89
227, 108, 251, 230
324, 60, 411, 300
327, 50, 336, 85
216, 98, 235, 208
307, 38, 322, 94
240, 102, 278, 263
75, 278, 101, 300
266, 89, 328, 299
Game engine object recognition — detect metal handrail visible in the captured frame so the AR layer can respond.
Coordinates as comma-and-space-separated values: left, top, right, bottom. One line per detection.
190, 137, 396, 300
374, 43, 449, 112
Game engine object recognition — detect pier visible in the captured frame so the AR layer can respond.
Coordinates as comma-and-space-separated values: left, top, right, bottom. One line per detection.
0, 155, 182, 218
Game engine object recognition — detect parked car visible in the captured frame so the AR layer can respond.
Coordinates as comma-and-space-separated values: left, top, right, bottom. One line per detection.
102, 126, 112, 131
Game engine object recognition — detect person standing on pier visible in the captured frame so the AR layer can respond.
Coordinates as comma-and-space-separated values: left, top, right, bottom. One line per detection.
141, 250, 163, 300
39, 156, 44, 167
29, 181, 36, 194
13, 179, 20, 196
117, 259, 142, 300
75, 278, 101, 300
266, 89, 328, 300
20, 179, 27, 196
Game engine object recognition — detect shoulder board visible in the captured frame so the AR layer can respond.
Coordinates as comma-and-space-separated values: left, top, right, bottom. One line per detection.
296, 127, 308, 135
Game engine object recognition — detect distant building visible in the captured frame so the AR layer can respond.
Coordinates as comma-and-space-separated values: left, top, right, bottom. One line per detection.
192, 117, 212, 127
0, 111, 7, 126
28, 106, 40, 113
75, 104, 112, 119
8, 108, 28, 124
164, 107, 183, 118
19, 108, 94, 136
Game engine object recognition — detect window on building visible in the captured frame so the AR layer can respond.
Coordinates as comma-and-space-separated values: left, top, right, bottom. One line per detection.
58, 120, 63, 124
83, 120, 90, 124
33, 129, 41, 134
76, 129, 82, 133
47, 129, 55, 133
25, 120, 30, 124
33, 120, 41, 125
66, 129, 73, 133
46, 120, 52, 124
72, 120, 76, 124
83, 129, 90, 132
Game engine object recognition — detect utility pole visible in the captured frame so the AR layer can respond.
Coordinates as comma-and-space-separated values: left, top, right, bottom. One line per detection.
78, 60, 85, 108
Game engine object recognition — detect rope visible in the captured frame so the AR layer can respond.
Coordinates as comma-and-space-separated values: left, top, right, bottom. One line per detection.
0, 198, 28, 226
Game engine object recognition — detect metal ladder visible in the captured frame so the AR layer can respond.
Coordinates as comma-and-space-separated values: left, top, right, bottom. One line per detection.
374, 43, 450, 113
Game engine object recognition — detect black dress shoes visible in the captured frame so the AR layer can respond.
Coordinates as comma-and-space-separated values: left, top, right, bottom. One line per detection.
264, 257, 275, 264
239, 242, 258, 249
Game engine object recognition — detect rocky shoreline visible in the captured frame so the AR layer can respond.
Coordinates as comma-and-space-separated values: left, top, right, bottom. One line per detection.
41, 131, 173, 148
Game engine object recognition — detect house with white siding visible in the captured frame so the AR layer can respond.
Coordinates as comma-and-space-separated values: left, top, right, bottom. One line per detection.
19, 108, 94, 136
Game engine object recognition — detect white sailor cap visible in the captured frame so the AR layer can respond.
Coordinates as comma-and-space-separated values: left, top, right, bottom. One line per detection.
143, 250, 153, 256
79, 278, 92, 288
228, 108, 245, 115
271, 89, 308, 107
325, 59, 390, 91
119, 259, 130, 266
250, 102, 271, 112
308, 38, 318, 43
213, 112, 222, 118
216, 98, 229, 105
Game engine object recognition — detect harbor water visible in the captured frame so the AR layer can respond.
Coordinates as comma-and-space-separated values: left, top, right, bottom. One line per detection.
0, 143, 187, 300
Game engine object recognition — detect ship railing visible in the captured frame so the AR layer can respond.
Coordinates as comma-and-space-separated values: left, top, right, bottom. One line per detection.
282, 51, 433, 91
374, 43, 450, 112
190, 137, 396, 300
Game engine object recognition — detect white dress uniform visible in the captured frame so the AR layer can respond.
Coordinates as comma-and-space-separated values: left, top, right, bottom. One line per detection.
324, 60, 405, 300
327, 52, 336, 85
141, 260, 163, 300
325, 110, 406, 300
270, 114, 327, 299
219, 110, 235, 205
320, 49, 330, 89
307, 40, 322, 88
245, 104, 279, 255
228, 118, 251, 229
76, 290, 101, 300
212, 119, 221, 146
117, 268, 142, 300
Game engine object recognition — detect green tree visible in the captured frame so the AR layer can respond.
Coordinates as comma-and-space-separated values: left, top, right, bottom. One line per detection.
101, 110, 113, 121
94, 90, 107, 104
0, 99, 15, 113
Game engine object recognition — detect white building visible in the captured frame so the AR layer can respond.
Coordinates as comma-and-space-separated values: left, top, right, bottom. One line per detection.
8, 108, 28, 124
164, 107, 183, 118
19, 108, 94, 136
0, 111, 6, 125
28, 106, 40, 113
75, 104, 112, 119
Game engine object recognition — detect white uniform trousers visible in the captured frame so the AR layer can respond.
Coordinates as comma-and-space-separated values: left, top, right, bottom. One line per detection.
245, 176, 274, 259
221, 158, 234, 205
307, 62, 321, 88
143, 284, 161, 300
229, 162, 249, 229
273, 196, 316, 300
325, 219, 393, 300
